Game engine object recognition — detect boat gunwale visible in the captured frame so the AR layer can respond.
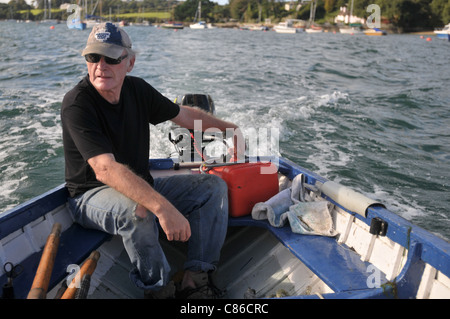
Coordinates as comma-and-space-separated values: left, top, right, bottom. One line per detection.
0, 184, 68, 240
276, 157, 450, 280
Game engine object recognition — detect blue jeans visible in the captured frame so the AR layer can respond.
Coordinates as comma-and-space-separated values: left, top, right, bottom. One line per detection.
67, 174, 228, 291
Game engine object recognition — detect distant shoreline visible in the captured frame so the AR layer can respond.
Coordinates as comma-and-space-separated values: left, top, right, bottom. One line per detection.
0, 19, 442, 36
406, 31, 436, 35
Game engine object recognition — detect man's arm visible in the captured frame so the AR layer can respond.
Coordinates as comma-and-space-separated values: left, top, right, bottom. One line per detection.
171, 105, 245, 159
87, 153, 191, 242
171, 105, 237, 131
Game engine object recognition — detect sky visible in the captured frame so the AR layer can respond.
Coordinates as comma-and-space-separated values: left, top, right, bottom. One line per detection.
0, 0, 230, 5
0, 0, 33, 3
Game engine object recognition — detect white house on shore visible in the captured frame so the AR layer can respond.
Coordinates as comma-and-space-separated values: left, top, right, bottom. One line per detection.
334, 6, 365, 24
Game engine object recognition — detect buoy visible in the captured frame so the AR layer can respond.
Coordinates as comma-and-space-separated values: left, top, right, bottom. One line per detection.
420, 35, 424, 39
426, 37, 432, 41
50, 25, 55, 30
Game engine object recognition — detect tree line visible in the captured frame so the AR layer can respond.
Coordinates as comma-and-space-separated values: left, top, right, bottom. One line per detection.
2, 0, 449, 31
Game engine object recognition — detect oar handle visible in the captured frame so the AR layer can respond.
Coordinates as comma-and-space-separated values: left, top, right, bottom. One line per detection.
27, 223, 62, 299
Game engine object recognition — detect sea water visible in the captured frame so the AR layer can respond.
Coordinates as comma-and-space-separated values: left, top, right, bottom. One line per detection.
0, 21, 449, 241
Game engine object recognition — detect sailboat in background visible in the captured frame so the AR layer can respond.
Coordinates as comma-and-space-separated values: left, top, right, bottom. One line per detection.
190, 1, 208, 29
273, 20, 304, 33
84, 0, 102, 28
305, 0, 323, 33
67, 16, 87, 30
339, 0, 363, 34
433, 23, 450, 39
67, 0, 103, 30
67, 0, 86, 30
40, 0, 59, 24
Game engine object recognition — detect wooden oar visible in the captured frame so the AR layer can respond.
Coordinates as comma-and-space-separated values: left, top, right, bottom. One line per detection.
60, 250, 100, 299
27, 223, 62, 299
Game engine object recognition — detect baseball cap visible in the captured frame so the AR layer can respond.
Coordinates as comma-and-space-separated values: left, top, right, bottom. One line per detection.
81, 22, 132, 59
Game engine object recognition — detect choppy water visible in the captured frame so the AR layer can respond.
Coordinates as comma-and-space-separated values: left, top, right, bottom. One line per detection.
1, 21, 449, 241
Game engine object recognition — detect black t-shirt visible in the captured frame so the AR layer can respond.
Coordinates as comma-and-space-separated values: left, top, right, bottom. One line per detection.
61, 75, 180, 197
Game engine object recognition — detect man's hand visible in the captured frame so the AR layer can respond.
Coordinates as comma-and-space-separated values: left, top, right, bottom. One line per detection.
135, 204, 191, 242
88, 153, 191, 242
156, 206, 191, 242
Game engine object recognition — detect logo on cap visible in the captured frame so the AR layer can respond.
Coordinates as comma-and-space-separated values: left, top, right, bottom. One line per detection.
95, 31, 111, 42
93, 23, 122, 46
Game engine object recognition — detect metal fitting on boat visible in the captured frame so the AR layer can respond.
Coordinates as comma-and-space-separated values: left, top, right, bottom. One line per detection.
370, 217, 388, 236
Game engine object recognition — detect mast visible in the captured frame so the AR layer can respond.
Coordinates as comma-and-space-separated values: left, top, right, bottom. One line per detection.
309, 0, 317, 26
194, 1, 202, 22
349, 0, 354, 24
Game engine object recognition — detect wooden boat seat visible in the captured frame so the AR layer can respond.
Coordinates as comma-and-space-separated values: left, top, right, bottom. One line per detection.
229, 216, 384, 294
1, 224, 111, 299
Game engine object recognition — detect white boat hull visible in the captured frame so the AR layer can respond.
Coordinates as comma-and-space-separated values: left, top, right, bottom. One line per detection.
305, 28, 323, 33
434, 31, 450, 39
339, 27, 362, 34
434, 23, 450, 39
364, 29, 387, 36
190, 22, 207, 29
274, 27, 303, 34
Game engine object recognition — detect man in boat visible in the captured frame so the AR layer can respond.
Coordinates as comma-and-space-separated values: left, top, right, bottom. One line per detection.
61, 22, 243, 299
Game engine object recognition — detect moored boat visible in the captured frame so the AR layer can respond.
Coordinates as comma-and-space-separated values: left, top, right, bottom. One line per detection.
241, 25, 269, 31
84, 19, 100, 29
305, 0, 322, 33
434, 23, 450, 39
339, 26, 363, 34
67, 18, 87, 30
273, 21, 304, 34
161, 22, 184, 30
190, 1, 207, 29
305, 26, 323, 33
364, 28, 387, 36
190, 21, 207, 29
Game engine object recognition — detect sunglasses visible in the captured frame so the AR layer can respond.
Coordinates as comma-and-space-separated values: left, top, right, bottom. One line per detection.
85, 53, 128, 65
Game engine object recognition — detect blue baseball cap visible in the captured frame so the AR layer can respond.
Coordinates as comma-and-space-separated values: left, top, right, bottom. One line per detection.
81, 22, 132, 59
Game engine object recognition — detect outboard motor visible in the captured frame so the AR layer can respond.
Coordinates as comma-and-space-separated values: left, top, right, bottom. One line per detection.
174, 94, 215, 114
170, 94, 224, 162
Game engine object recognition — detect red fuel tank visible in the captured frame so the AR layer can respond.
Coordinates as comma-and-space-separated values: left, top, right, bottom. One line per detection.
206, 162, 279, 217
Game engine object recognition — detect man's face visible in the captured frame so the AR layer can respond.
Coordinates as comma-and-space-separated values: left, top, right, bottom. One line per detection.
86, 50, 135, 103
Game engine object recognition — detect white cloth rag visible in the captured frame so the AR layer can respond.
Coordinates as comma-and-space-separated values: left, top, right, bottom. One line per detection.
251, 174, 337, 237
